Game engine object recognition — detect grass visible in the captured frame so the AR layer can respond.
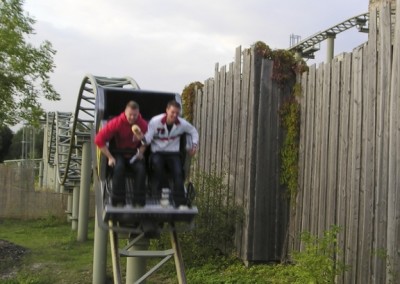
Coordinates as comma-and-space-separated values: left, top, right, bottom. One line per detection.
0, 217, 344, 283
0, 216, 98, 284
0, 217, 273, 283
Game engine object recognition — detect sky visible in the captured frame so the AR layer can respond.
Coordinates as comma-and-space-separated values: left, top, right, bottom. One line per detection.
23, 0, 369, 114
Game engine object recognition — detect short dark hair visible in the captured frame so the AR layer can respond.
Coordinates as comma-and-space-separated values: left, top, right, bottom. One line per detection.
126, 100, 139, 110
167, 100, 181, 109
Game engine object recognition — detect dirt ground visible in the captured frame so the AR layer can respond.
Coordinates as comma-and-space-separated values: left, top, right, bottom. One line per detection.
0, 239, 29, 280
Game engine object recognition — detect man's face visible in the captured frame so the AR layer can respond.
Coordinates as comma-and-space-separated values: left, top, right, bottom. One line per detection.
166, 105, 180, 124
125, 108, 139, 125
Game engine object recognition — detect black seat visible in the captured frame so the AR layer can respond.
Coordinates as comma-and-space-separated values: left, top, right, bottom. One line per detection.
96, 87, 183, 206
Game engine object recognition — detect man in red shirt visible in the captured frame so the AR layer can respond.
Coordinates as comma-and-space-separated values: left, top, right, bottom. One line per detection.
95, 101, 148, 207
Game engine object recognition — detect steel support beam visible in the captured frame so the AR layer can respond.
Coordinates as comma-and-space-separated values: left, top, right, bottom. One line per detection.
326, 33, 336, 63
77, 142, 91, 242
72, 186, 80, 231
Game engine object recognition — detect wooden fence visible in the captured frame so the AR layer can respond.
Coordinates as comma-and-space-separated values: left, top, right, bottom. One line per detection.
0, 164, 95, 219
192, 46, 293, 262
291, 2, 400, 283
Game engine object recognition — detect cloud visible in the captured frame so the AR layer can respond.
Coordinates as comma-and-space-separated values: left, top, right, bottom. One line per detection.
24, 0, 370, 114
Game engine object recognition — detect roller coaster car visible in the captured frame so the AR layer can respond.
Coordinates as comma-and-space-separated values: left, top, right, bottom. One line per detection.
95, 86, 198, 227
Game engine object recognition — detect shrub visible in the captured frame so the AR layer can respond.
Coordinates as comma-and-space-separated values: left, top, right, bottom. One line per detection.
152, 171, 243, 267
271, 225, 346, 283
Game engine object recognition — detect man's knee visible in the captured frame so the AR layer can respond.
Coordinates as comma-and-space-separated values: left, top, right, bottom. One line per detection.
151, 154, 164, 172
133, 160, 146, 176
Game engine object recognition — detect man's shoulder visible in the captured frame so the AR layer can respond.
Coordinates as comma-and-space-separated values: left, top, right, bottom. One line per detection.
149, 113, 165, 123
178, 117, 193, 127
107, 112, 124, 125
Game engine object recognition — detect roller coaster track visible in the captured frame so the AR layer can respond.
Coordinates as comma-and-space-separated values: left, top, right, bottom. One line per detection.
46, 75, 140, 189
289, 12, 369, 58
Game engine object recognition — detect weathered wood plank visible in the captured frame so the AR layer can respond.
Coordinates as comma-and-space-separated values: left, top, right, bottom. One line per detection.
246, 48, 263, 260
359, 7, 377, 283
326, 58, 340, 229
310, 63, 324, 236
231, 46, 243, 255
191, 87, 198, 174
211, 63, 219, 174
345, 45, 364, 284
301, 64, 316, 248
373, 2, 391, 282
336, 52, 352, 284
199, 80, 209, 178
387, 0, 400, 280
223, 62, 234, 197
236, 48, 251, 259
318, 62, 331, 236
253, 59, 274, 258
199, 79, 212, 203
216, 65, 226, 177
274, 76, 292, 260
293, 71, 308, 251
205, 78, 214, 177
230, 46, 242, 204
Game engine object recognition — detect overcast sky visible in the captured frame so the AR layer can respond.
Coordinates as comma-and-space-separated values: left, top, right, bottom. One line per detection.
23, 0, 369, 114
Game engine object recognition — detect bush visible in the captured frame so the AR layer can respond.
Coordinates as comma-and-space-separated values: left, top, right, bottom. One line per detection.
271, 225, 346, 283
151, 171, 243, 267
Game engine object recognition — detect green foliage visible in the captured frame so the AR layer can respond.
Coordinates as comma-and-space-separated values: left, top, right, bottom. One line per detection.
181, 81, 203, 123
152, 171, 243, 267
186, 227, 345, 283
0, 125, 13, 162
374, 248, 399, 283
0, 218, 97, 283
182, 171, 243, 264
279, 94, 300, 201
5, 126, 44, 160
0, 0, 60, 127
253, 41, 308, 87
0, 219, 345, 283
271, 226, 346, 283
253, 41, 307, 203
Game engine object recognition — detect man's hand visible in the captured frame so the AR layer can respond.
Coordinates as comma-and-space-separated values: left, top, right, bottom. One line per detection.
137, 151, 144, 160
188, 145, 197, 157
137, 145, 147, 160
108, 156, 116, 167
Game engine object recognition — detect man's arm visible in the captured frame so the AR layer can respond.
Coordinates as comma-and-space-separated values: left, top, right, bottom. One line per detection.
185, 121, 199, 156
143, 118, 156, 145
99, 146, 116, 167
94, 119, 118, 167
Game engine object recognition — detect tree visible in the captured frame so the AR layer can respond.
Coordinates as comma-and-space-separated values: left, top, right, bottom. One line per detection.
5, 126, 44, 160
0, 125, 13, 162
0, 0, 60, 127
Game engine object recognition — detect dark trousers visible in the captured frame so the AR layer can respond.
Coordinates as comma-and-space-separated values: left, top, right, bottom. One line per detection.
150, 152, 185, 206
112, 154, 146, 205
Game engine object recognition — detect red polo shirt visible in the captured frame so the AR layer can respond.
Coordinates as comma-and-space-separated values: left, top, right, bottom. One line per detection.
95, 112, 148, 150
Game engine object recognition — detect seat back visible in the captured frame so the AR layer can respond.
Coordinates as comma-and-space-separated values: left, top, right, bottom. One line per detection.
96, 86, 180, 124
96, 87, 190, 198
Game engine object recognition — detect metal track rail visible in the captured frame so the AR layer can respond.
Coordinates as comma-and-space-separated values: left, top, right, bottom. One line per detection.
289, 12, 369, 58
45, 75, 139, 190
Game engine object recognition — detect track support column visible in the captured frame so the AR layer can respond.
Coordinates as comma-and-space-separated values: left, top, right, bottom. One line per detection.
78, 142, 92, 241
126, 236, 149, 283
326, 32, 336, 63
72, 186, 80, 231
67, 192, 73, 222
93, 181, 108, 284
